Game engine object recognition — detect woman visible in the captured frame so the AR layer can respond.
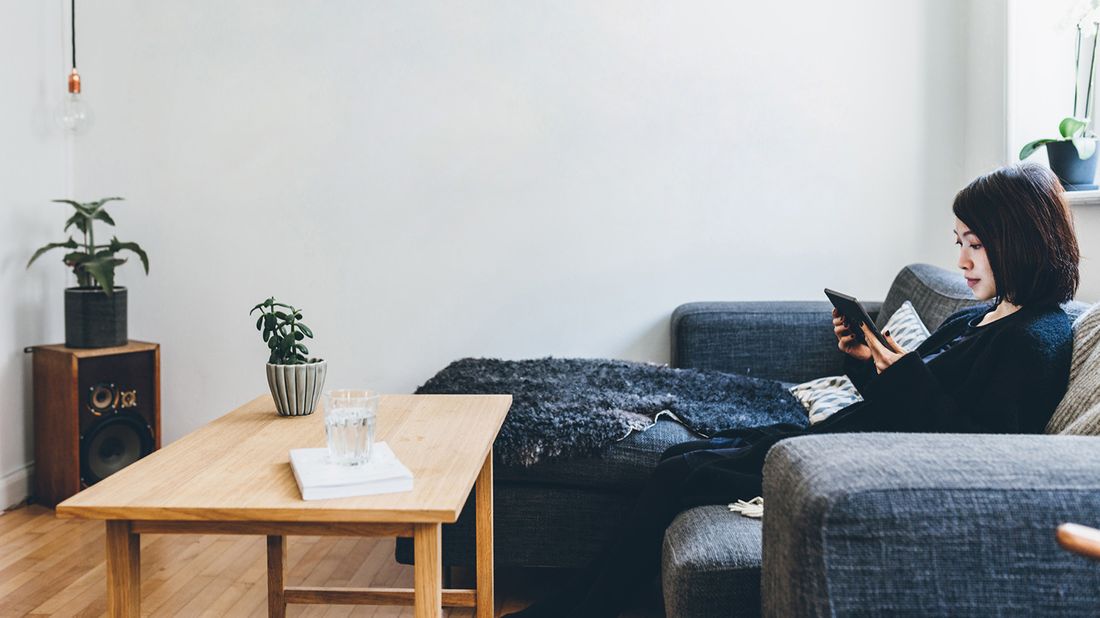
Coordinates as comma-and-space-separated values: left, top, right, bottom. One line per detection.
506, 163, 1080, 618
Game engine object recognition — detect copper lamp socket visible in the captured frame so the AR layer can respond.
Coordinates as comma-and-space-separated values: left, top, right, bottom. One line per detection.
68, 68, 82, 94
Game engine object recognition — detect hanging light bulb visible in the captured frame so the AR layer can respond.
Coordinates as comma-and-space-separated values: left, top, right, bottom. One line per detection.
55, 0, 93, 135
57, 68, 93, 135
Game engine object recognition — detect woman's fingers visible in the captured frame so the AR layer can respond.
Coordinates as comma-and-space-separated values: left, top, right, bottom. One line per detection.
862, 332, 888, 372
838, 335, 857, 354
861, 324, 887, 357
832, 310, 846, 327
860, 323, 878, 348
862, 324, 905, 372
883, 331, 904, 354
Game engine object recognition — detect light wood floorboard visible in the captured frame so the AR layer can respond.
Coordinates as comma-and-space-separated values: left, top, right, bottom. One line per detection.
1, 506, 663, 617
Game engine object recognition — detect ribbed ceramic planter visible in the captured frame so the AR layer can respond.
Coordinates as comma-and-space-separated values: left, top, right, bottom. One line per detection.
65, 286, 127, 348
266, 360, 327, 416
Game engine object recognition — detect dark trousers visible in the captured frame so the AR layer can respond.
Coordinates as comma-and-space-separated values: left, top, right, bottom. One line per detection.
558, 397, 894, 616
565, 422, 806, 617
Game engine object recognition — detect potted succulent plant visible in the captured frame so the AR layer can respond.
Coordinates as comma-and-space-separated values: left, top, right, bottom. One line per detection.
251, 297, 327, 416
26, 197, 148, 348
1020, 22, 1100, 189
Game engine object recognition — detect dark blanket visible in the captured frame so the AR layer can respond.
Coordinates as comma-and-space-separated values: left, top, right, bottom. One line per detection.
415, 357, 808, 467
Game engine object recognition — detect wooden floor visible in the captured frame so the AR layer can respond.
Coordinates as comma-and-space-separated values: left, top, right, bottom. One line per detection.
0, 505, 663, 617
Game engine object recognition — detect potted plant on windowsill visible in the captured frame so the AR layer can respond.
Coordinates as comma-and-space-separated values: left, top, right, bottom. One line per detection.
1019, 117, 1098, 189
26, 197, 149, 348
251, 297, 327, 416
1020, 22, 1100, 190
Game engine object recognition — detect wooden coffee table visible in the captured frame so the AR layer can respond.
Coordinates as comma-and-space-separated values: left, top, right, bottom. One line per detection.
56, 394, 512, 617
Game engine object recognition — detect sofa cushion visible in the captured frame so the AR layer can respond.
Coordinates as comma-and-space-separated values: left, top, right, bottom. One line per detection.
1047, 302, 1100, 434
880, 299, 934, 350
762, 433, 1100, 617
671, 301, 864, 383
662, 505, 762, 618
788, 374, 862, 425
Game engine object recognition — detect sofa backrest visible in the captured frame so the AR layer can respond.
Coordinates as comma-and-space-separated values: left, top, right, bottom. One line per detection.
877, 263, 1091, 331
1047, 303, 1100, 434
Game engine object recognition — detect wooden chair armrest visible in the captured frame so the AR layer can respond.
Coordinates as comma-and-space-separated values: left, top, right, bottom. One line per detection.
1056, 523, 1100, 560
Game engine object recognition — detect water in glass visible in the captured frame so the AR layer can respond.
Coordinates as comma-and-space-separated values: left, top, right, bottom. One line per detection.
323, 390, 379, 466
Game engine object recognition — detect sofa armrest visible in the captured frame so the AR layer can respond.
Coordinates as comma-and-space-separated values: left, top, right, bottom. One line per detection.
761, 433, 1100, 617
670, 301, 881, 383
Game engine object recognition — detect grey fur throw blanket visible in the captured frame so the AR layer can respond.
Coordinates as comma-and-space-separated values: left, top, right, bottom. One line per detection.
415, 357, 807, 467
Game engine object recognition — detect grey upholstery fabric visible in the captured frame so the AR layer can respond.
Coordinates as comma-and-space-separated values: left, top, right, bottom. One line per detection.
671, 301, 881, 383
663, 506, 762, 618
762, 433, 1100, 617
1048, 303, 1100, 434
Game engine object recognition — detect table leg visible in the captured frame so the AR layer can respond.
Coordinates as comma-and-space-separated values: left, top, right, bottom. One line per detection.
414, 523, 442, 618
475, 449, 494, 618
267, 535, 287, 618
105, 520, 140, 617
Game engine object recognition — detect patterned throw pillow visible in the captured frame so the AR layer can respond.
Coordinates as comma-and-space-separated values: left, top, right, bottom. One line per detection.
788, 374, 861, 425
789, 300, 930, 424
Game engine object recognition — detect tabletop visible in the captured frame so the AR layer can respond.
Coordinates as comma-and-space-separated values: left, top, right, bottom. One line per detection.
56, 394, 512, 524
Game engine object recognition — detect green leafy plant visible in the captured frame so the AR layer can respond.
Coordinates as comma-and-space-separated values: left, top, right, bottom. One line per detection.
26, 197, 149, 295
1019, 116, 1097, 161
251, 297, 320, 365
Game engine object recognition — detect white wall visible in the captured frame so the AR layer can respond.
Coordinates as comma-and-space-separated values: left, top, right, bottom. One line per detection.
1, 0, 68, 507
62, 0, 983, 446
1009, 0, 1100, 301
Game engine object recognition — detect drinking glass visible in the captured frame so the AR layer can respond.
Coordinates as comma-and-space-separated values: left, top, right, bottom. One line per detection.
323, 389, 379, 465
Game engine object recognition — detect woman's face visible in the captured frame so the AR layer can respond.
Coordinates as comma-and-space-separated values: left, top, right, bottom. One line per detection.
954, 217, 996, 301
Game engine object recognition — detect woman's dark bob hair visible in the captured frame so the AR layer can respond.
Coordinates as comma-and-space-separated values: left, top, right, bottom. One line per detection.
952, 163, 1079, 307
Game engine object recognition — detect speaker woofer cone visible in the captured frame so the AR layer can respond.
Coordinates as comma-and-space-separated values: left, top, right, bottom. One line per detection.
80, 414, 154, 485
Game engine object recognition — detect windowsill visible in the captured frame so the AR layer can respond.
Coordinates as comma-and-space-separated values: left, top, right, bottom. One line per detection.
1065, 190, 1100, 207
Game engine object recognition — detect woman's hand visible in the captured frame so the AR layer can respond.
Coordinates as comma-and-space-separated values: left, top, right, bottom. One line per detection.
833, 309, 872, 362
861, 323, 907, 373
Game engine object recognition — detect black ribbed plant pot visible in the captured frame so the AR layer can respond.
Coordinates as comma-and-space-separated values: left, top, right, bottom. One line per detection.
65, 287, 127, 348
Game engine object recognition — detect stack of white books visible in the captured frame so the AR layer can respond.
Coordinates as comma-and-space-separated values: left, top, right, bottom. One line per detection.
289, 442, 414, 501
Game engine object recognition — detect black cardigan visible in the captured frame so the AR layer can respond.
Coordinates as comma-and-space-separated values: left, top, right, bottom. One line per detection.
812, 303, 1073, 435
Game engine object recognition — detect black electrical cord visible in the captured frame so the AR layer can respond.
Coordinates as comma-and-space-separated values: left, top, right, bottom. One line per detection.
71, 0, 76, 69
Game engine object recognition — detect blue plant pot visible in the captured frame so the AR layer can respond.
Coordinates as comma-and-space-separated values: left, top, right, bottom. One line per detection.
1046, 140, 1099, 189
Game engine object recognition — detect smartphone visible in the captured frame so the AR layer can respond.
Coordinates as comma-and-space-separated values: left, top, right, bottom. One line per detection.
824, 288, 890, 348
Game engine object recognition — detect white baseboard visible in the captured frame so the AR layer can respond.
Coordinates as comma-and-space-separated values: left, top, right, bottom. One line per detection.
1, 463, 33, 510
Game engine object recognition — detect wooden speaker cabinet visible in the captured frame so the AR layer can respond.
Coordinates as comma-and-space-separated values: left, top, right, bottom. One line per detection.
30, 341, 160, 507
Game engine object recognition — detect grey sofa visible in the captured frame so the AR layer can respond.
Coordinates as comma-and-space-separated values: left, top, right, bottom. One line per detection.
399, 263, 1100, 616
